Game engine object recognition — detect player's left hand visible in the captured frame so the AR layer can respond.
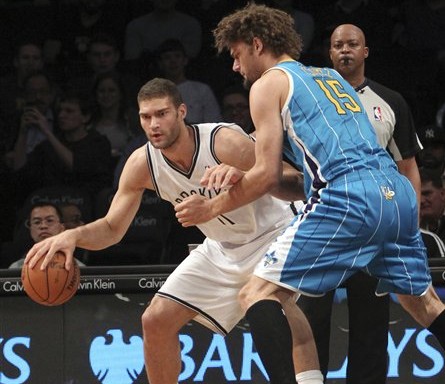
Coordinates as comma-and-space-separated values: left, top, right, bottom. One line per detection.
201, 163, 244, 190
175, 195, 214, 226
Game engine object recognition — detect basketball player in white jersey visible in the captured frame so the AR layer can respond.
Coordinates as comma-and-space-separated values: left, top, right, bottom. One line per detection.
24, 78, 322, 384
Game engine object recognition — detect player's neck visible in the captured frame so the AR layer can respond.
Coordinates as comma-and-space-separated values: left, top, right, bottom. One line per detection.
276, 54, 295, 65
162, 124, 195, 173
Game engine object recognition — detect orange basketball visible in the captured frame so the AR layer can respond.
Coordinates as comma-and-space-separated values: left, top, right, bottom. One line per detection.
21, 252, 80, 306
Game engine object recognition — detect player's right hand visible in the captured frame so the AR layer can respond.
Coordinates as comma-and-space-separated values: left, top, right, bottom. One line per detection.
24, 231, 76, 271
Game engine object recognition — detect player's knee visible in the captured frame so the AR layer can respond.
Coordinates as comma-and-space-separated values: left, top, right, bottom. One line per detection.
141, 300, 168, 338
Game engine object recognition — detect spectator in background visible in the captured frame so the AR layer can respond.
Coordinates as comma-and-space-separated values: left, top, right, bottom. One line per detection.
124, 0, 202, 63
9, 202, 86, 268
0, 42, 47, 243
9, 202, 65, 268
65, 33, 141, 108
0, 40, 44, 126
90, 71, 139, 166
4, 71, 58, 170
60, 202, 85, 230
220, 84, 254, 134
59, 201, 89, 264
417, 124, 445, 178
11, 90, 113, 207
43, 0, 127, 79
420, 168, 445, 244
155, 38, 221, 124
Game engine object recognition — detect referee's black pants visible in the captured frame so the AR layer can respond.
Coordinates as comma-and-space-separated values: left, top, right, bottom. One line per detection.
298, 271, 389, 384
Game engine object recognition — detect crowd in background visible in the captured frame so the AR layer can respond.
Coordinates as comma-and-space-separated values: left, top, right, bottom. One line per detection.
1, 0, 445, 267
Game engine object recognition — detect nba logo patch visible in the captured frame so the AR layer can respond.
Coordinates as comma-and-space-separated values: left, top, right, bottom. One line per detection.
373, 107, 382, 121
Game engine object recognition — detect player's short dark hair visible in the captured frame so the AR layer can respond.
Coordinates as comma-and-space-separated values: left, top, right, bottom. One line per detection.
137, 78, 183, 108
213, 3, 302, 60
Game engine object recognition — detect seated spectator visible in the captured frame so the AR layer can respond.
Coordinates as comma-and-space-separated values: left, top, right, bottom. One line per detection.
2, 71, 60, 228
59, 202, 85, 229
11, 90, 113, 206
220, 84, 254, 134
8, 202, 85, 268
155, 38, 221, 123
90, 71, 140, 165
4, 70, 58, 165
43, 0, 127, 76
417, 124, 445, 178
59, 201, 90, 263
124, 0, 202, 63
420, 168, 445, 244
0, 40, 44, 126
65, 32, 141, 107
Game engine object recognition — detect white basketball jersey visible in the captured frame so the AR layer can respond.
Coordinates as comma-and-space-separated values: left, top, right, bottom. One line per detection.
146, 123, 294, 246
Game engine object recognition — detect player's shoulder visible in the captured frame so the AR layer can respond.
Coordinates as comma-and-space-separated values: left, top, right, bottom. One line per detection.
126, 144, 148, 167
120, 144, 153, 188
197, 122, 247, 136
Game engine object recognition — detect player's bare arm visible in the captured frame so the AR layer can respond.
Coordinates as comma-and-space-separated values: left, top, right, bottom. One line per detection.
176, 71, 288, 226
201, 126, 305, 201
200, 126, 256, 190
397, 156, 421, 211
25, 146, 154, 269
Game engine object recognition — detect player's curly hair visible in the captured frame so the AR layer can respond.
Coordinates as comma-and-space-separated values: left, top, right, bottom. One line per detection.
213, 3, 302, 60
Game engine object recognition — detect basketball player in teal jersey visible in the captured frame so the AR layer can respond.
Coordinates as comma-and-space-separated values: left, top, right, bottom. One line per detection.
298, 23, 424, 383
174, 4, 445, 383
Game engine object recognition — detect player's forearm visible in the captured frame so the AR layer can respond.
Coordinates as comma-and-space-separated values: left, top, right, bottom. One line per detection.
72, 218, 124, 250
209, 167, 277, 217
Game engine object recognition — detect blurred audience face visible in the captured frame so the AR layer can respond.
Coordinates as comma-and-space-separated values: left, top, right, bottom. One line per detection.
60, 204, 84, 229
96, 76, 122, 110
58, 100, 89, 133
158, 49, 187, 79
329, 24, 368, 77
222, 92, 253, 133
14, 44, 43, 78
28, 205, 64, 243
421, 180, 445, 222
24, 73, 55, 114
88, 42, 120, 74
